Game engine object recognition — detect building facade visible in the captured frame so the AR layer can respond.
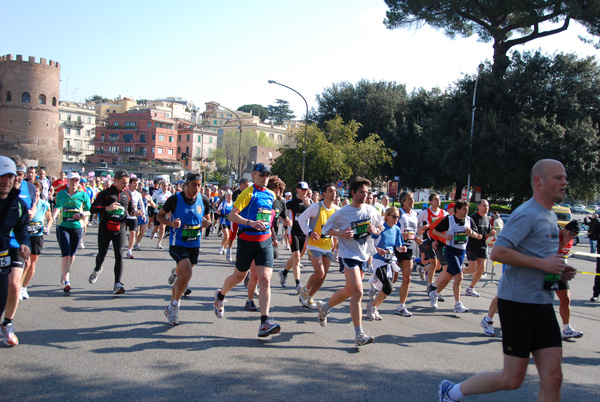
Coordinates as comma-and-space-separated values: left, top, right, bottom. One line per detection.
176, 121, 218, 172
0, 54, 62, 174
59, 101, 96, 163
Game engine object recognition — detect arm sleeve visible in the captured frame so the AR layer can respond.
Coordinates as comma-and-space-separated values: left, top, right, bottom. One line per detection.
14, 199, 31, 249
90, 189, 108, 214
83, 192, 92, 212
435, 217, 450, 233
203, 196, 211, 217
161, 194, 178, 213
298, 203, 320, 235
417, 210, 428, 226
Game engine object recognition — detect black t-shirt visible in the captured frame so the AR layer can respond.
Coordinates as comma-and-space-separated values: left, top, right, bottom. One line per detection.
467, 212, 491, 251
232, 189, 242, 203
91, 186, 134, 226
287, 195, 308, 236
272, 198, 288, 234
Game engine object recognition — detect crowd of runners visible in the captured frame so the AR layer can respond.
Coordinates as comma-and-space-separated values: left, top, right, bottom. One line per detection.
0, 155, 596, 400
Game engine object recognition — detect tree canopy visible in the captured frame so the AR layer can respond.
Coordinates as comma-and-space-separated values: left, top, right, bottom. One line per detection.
85, 94, 110, 104
209, 130, 274, 177
267, 99, 296, 125
237, 104, 269, 122
384, 0, 600, 77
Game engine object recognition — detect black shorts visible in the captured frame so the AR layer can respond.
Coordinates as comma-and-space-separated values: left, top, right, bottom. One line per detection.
221, 223, 231, 231
153, 214, 161, 226
498, 298, 561, 358
418, 242, 427, 255
423, 240, 437, 260
236, 238, 273, 272
9, 248, 25, 269
125, 219, 138, 231
169, 245, 199, 265
290, 233, 306, 253
30, 236, 44, 256
467, 248, 487, 261
436, 243, 448, 266
557, 280, 570, 291
395, 249, 413, 262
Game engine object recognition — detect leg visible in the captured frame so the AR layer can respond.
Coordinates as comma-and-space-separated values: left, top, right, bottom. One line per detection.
398, 259, 412, 304
306, 255, 327, 296
345, 267, 365, 328
112, 230, 125, 283
469, 258, 486, 288
135, 223, 146, 245
256, 265, 272, 317
247, 262, 258, 299
555, 290, 570, 326
171, 259, 193, 302
532, 347, 563, 401
4, 267, 23, 321
22, 255, 39, 287
427, 258, 439, 285
458, 354, 530, 395
452, 272, 463, 302
434, 271, 452, 293
95, 228, 112, 269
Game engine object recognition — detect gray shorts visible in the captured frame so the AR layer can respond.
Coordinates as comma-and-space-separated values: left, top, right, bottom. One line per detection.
308, 248, 335, 260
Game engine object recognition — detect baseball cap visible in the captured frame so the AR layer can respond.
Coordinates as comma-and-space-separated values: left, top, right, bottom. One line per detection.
447, 202, 455, 211
0, 156, 17, 177
565, 220, 580, 233
16, 165, 27, 173
284, 191, 292, 196
253, 163, 271, 173
80, 178, 87, 183
297, 181, 309, 190
67, 172, 80, 180
142, 187, 149, 193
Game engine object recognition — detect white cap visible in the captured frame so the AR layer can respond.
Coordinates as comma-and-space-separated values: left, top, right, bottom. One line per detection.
0, 156, 17, 177
67, 171, 81, 180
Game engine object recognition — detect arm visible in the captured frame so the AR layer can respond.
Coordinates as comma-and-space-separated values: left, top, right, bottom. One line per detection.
14, 199, 31, 259
156, 195, 178, 228
298, 203, 320, 240
490, 245, 574, 279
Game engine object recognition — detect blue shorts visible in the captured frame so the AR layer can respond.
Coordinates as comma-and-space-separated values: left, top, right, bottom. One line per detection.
444, 245, 465, 276
338, 257, 368, 273
137, 215, 148, 225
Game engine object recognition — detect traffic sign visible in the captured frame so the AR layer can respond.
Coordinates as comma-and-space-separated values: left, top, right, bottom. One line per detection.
336, 180, 344, 188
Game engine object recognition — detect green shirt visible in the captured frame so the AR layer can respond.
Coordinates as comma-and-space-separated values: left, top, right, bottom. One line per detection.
55, 189, 91, 229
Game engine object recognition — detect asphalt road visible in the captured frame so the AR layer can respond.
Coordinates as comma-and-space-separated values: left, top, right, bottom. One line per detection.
1, 225, 599, 401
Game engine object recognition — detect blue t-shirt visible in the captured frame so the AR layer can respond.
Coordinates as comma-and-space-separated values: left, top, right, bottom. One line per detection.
496, 198, 559, 305
10, 182, 34, 248
372, 223, 404, 262
28, 199, 50, 237
168, 193, 205, 248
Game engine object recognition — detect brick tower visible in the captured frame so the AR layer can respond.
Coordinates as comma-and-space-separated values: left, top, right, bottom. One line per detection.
0, 54, 62, 175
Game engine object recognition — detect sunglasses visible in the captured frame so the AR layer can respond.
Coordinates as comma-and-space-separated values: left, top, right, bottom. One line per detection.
258, 173, 270, 177
390, 215, 400, 219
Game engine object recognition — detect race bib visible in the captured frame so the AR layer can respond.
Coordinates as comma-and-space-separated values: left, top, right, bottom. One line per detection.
256, 208, 272, 230
108, 205, 125, 221
27, 221, 43, 235
0, 250, 11, 274
453, 232, 468, 245
182, 224, 201, 242
63, 207, 80, 222
404, 230, 415, 244
157, 204, 164, 210
351, 219, 370, 240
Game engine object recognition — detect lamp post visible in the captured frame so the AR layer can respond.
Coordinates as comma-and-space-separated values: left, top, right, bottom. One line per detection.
466, 63, 485, 202
391, 150, 398, 202
268, 80, 309, 182
215, 103, 242, 180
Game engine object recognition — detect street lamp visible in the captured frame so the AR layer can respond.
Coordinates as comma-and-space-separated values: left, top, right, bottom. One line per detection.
391, 150, 398, 202
215, 103, 242, 180
466, 63, 485, 202
268, 80, 309, 182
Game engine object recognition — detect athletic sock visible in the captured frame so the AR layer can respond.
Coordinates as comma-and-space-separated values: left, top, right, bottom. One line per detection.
564, 324, 572, 331
322, 302, 331, 313
354, 326, 363, 337
260, 315, 268, 324
281, 270, 288, 277
448, 383, 465, 401
2, 318, 12, 326
217, 291, 225, 301
397, 303, 405, 309
295, 279, 300, 286
172, 300, 180, 307
485, 316, 493, 323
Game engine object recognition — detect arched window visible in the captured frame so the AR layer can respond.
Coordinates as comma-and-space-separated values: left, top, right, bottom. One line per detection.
5, 91, 11, 102
52, 97, 57, 106
39, 94, 46, 105
22, 92, 30, 103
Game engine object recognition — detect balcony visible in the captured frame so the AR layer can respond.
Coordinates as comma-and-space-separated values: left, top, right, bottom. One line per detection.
105, 125, 136, 130
95, 149, 104, 155
64, 120, 84, 128
63, 146, 83, 155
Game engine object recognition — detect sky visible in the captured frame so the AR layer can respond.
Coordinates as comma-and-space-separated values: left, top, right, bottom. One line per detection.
2, 0, 598, 118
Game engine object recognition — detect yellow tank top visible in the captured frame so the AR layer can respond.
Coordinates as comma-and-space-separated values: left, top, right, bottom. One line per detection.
308, 201, 337, 251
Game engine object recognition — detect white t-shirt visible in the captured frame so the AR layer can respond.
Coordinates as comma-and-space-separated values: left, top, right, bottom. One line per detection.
398, 208, 418, 249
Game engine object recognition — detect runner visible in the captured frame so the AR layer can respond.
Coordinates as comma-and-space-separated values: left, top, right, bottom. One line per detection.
316, 177, 384, 347
89, 170, 140, 294
213, 163, 281, 338
0, 156, 31, 347
366, 206, 406, 320
417, 193, 448, 289
158, 172, 210, 325
394, 191, 422, 317
439, 159, 575, 402
279, 182, 310, 294
151, 181, 172, 248
125, 176, 144, 259
20, 181, 53, 300
429, 199, 479, 313
217, 190, 234, 261
298, 183, 339, 309
463, 199, 496, 297
52, 172, 91, 293
133, 187, 156, 250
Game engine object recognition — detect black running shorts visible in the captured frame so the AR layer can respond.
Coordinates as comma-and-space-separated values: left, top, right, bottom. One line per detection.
169, 245, 199, 265
236, 238, 273, 272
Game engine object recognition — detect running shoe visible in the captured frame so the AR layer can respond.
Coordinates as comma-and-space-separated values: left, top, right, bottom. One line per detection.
395, 305, 412, 317
133, 244, 141, 251
562, 328, 584, 339
453, 301, 469, 313
590, 296, 598, 302
1, 323, 19, 347
79, 240, 85, 250
418, 266, 426, 281
244, 299, 258, 311
218, 247, 224, 255
355, 332, 375, 347
213, 289, 225, 318
306, 297, 317, 310
147, 229, 152, 237
438, 380, 458, 402
427, 284, 434, 294
184, 287, 192, 296
368, 285, 378, 301
278, 270, 287, 288
317, 300, 329, 327
126, 250, 134, 259
253, 285, 259, 297
243, 273, 250, 287
366, 302, 380, 321
438, 294, 445, 302
164, 304, 179, 326
156, 244, 163, 249
429, 290, 438, 309
480, 317, 495, 337
465, 287, 480, 297
63, 282, 71, 294
113, 282, 126, 295
20, 287, 29, 300
89, 267, 102, 284
258, 317, 281, 337
168, 267, 177, 285
296, 282, 302, 295
226, 251, 232, 262
299, 286, 309, 307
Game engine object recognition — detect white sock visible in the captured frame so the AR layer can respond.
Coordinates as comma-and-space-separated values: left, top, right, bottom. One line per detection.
564, 324, 572, 331
171, 300, 180, 307
397, 303, 405, 309
485, 316, 493, 323
448, 383, 465, 401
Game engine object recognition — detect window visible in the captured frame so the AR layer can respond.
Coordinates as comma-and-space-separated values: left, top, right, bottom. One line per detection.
213, 120, 217, 125
5, 91, 11, 102
196, 147, 201, 156
159, 135, 164, 141
113, 121, 119, 126
109, 146, 119, 154
152, 134, 155, 140
39, 94, 46, 104
187, 134, 190, 141
52, 97, 57, 106
198, 135, 201, 142
67, 115, 71, 121
157, 148, 163, 154
140, 134, 146, 143
22, 92, 30, 103
100, 133, 105, 142
123, 133, 133, 142
167, 149, 173, 155
86, 130, 91, 137
76, 129, 81, 136
151, 147, 155, 153
178, 135, 181, 141
123, 146, 133, 153
87, 117, 92, 124
67, 128, 71, 135
109, 134, 119, 143
147, 122, 151, 127
177, 147, 181, 153
125, 121, 136, 127
209, 137, 213, 144
186, 146, 189, 153
169, 136, 173, 143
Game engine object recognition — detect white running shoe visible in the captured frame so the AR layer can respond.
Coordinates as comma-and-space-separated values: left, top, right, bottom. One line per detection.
296, 283, 302, 295
429, 290, 438, 309
226, 250, 232, 262
368, 285, 378, 301
126, 250, 134, 259
21, 287, 29, 300
562, 327, 584, 339
395, 305, 413, 317
89, 267, 102, 284
168, 267, 177, 285
465, 287, 480, 297
218, 247, 224, 255
79, 240, 85, 250
299, 286, 309, 308
164, 304, 179, 326
213, 289, 225, 318
480, 317, 495, 337
317, 301, 329, 327
453, 301, 469, 313
355, 332, 375, 347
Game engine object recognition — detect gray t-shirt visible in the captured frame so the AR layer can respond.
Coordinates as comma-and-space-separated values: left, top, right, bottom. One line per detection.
322, 203, 384, 262
496, 198, 559, 305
